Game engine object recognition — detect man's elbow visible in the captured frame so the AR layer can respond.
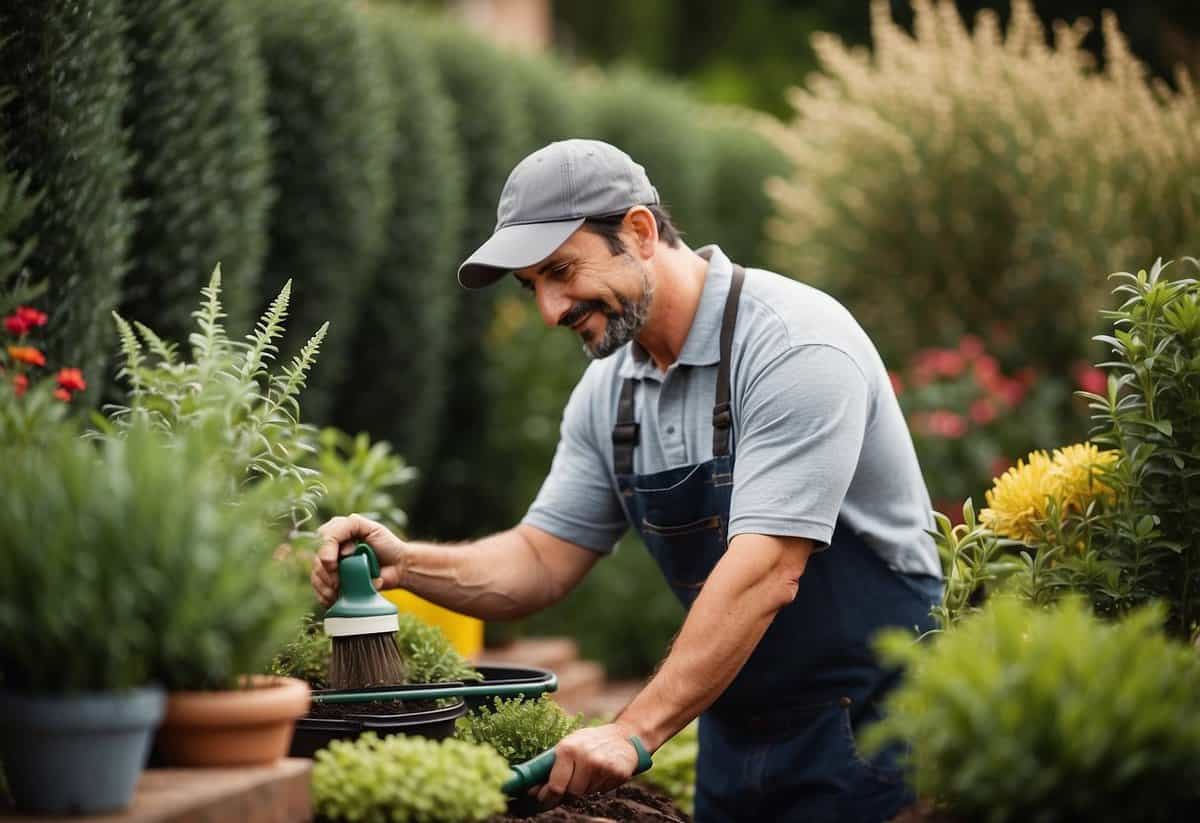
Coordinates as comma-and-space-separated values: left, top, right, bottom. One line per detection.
770, 538, 813, 607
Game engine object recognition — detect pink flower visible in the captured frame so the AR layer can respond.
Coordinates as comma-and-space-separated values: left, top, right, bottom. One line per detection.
969, 398, 997, 425
958, 335, 985, 360
1071, 361, 1107, 395
912, 410, 968, 439
12, 374, 28, 397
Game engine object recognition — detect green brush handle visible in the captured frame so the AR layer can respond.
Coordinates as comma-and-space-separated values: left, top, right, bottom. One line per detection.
501, 736, 653, 796
309, 676, 559, 704
325, 543, 396, 620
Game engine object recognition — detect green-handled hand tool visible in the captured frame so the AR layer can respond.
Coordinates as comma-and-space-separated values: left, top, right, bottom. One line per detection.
501, 735, 653, 796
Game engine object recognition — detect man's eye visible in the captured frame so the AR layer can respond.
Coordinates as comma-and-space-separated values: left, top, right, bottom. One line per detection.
551, 265, 571, 280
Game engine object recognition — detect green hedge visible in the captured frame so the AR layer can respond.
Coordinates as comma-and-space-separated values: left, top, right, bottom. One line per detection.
333, 6, 465, 478
251, 0, 394, 423
582, 69, 713, 246
0, 0, 134, 399
407, 20, 529, 540
0, 97, 37, 286
119, 0, 272, 345
703, 121, 788, 267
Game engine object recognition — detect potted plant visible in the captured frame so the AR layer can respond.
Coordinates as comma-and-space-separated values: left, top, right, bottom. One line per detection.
98, 267, 329, 766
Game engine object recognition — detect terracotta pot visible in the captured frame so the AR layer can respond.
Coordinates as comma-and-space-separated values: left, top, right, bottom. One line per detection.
156, 675, 310, 766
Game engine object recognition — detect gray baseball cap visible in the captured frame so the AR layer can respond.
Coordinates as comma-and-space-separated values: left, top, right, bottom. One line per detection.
457, 139, 660, 289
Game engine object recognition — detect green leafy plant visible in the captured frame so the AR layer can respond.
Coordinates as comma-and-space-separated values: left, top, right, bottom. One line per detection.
395, 612, 482, 686
1084, 257, 1200, 637
105, 266, 327, 531
0, 420, 310, 692
310, 427, 415, 530
637, 721, 697, 816
311, 731, 509, 823
268, 616, 331, 689
455, 695, 583, 765
864, 598, 1200, 822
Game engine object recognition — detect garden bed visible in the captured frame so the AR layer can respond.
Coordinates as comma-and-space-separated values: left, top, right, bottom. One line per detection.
489, 783, 690, 822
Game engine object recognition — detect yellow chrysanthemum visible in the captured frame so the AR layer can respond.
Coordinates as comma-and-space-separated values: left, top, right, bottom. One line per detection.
1049, 443, 1118, 513
980, 443, 1119, 543
980, 450, 1055, 543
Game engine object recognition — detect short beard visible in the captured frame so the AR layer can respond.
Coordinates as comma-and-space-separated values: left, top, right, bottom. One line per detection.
583, 268, 653, 359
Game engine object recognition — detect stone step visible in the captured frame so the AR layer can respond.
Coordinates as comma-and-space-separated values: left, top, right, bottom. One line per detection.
567, 679, 646, 722
548, 659, 607, 716
475, 635, 581, 672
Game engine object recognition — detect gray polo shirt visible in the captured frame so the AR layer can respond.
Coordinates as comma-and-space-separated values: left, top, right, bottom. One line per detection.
522, 245, 942, 579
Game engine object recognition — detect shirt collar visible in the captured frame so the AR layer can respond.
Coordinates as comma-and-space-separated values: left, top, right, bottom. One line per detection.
618, 244, 732, 380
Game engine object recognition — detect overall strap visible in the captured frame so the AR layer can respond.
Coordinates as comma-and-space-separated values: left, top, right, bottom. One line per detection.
713, 264, 746, 458
612, 377, 638, 475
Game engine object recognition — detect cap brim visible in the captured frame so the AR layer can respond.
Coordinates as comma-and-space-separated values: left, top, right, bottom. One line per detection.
457, 218, 585, 289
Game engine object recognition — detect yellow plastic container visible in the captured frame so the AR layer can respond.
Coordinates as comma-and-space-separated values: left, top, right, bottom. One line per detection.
383, 589, 483, 659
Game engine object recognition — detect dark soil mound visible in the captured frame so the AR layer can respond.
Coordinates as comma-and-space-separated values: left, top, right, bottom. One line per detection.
490, 783, 691, 822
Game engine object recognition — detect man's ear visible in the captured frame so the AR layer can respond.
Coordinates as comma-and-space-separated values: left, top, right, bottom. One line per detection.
624, 206, 659, 260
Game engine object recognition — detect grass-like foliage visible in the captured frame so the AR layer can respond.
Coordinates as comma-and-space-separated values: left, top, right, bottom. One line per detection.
312, 732, 509, 823
865, 598, 1200, 822
106, 265, 327, 531
455, 695, 583, 765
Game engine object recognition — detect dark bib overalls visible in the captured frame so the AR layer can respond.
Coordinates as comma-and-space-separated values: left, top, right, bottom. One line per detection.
612, 264, 942, 822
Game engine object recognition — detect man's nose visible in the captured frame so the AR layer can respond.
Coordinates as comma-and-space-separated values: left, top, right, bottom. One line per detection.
535, 283, 572, 328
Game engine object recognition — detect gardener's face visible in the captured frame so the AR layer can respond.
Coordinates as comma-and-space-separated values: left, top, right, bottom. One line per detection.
512, 222, 654, 359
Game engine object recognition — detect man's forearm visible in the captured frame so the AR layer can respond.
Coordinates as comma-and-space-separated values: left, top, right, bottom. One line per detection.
615, 534, 809, 751
393, 528, 565, 621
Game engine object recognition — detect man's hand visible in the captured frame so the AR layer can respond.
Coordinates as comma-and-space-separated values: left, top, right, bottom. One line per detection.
534, 722, 642, 808
311, 514, 408, 606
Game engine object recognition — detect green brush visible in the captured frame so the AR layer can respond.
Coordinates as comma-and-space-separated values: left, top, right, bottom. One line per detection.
324, 543, 406, 690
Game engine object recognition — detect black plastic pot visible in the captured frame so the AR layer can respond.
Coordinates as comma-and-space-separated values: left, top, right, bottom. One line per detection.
290, 695, 466, 758
467, 664, 557, 709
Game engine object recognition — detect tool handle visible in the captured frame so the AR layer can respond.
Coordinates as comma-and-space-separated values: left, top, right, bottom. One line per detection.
309, 677, 558, 704
501, 736, 653, 796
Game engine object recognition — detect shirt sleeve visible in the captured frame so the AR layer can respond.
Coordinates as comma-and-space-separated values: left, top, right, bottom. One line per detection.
521, 370, 628, 554
728, 344, 869, 549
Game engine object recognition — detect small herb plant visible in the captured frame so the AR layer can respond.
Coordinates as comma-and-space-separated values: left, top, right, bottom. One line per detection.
311, 732, 509, 823
310, 427, 416, 528
455, 695, 582, 765
637, 721, 697, 816
864, 598, 1200, 822
268, 616, 331, 689
105, 265, 328, 531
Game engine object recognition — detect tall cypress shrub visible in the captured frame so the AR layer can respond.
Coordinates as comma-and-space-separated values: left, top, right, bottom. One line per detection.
119, 0, 272, 345
407, 21, 529, 540
334, 7, 465, 480
251, 0, 395, 423
0, 0, 135, 399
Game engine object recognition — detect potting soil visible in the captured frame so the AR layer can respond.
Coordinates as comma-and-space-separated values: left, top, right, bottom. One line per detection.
488, 783, 691, 822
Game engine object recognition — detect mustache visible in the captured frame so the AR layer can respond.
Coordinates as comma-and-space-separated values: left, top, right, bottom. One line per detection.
558, 300, 609, 328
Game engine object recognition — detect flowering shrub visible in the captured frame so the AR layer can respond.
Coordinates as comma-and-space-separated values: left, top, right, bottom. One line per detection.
2, 304, 87, 403
895, 335, 1083, 519
767, 0, 1200, 398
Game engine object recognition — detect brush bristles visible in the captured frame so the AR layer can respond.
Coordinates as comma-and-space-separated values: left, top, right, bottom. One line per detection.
330, 632, 406, 690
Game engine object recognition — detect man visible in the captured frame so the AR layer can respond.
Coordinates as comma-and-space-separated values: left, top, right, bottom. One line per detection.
312, 139, 943, 822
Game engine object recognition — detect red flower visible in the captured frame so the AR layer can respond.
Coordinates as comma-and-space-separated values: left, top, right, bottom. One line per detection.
56, 367, 87, 393
3, 315, 27, 336
16, 307, 47, 328
912, 410, 968, 439
7, 346, 46, 367
12, 373, 28, 397
888, 370, 903, 396
53, 388, 72, 402
969, 398, 998, 426
958, 335, 985, 360
1071, 361, 1107, 395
